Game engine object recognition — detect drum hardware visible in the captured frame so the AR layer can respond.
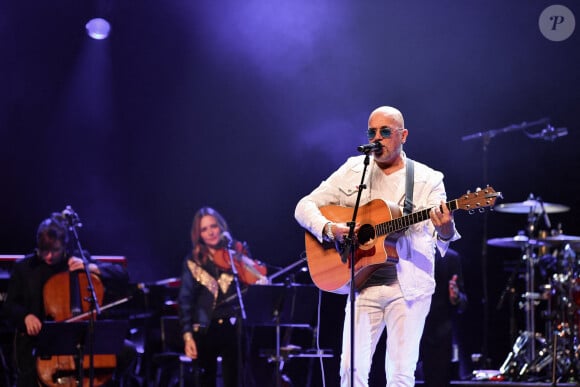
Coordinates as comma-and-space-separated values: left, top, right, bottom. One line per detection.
521, 292, 544, 301
539, 283, 553, 298
527, 330, 565, 379
495, 246, 580, 381
499, 331, 548, 379
491, 194, 577, 381
519, 292, 547, 312
489, 231, 542, 361
498, 328, 577, 382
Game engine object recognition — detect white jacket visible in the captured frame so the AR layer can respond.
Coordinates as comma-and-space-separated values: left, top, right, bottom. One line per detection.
294, 152, 460, 301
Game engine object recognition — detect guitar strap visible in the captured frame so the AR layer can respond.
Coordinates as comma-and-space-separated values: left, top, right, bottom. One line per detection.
404, 158, 414, 215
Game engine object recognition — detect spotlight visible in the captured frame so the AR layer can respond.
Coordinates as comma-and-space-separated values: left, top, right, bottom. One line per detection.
86, 18, 111, 40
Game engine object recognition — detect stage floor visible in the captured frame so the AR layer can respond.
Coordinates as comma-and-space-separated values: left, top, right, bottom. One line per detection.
416, 381, 577, 387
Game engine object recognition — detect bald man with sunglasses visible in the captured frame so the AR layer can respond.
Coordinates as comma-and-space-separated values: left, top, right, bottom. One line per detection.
295, 106, 460, 387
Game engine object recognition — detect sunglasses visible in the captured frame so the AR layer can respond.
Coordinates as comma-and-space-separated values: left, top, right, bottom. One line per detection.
366, 126, 402, 141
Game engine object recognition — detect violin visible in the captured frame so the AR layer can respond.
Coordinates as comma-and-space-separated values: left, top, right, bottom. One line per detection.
212, 239, 268, 285
37, 270, 116, 387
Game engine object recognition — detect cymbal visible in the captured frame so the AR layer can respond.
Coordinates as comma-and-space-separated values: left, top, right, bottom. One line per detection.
537, 234, 580, 244
487, 235, 546, 248
494, 200, 569, 214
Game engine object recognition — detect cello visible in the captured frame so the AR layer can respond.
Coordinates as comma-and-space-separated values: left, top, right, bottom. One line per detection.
36, 270, 117, 387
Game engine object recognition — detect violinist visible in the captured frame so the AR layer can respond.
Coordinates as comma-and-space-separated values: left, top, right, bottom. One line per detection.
3, 212, 131, 387
177, 206, 268, 387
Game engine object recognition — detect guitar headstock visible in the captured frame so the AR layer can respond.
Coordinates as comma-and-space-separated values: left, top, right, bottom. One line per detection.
456, 186, 502, 213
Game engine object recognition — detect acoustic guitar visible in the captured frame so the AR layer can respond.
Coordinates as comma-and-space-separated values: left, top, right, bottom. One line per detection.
304, 186, 501, 294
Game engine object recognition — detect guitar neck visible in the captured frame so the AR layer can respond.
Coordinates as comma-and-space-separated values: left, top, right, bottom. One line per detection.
376, 199, 458, 236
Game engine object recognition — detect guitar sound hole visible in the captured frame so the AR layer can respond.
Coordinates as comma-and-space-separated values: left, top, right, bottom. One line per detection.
357, 224, 375, 246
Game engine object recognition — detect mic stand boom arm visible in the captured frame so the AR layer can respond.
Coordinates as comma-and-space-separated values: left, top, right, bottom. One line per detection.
461, 117, 549, 144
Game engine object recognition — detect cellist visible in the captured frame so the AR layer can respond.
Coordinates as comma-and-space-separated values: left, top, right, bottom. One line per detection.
4, 211, 131, 386
177, 206, 269, 387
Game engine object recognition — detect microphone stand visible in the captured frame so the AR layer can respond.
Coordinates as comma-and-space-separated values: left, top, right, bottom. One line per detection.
64, 209, 100, 387
461, 117, 549, 368
342, 150, 373, 387
224, 239, 246, 386
225, 239, 247, 320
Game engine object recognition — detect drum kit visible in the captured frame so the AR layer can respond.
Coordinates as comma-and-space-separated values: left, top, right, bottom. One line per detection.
488, 194, 580, 383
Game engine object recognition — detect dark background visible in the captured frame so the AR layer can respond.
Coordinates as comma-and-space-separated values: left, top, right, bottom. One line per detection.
2, 1, 579, 385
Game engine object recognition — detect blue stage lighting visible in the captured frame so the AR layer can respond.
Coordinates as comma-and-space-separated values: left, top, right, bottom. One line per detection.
86, 18, 111, 40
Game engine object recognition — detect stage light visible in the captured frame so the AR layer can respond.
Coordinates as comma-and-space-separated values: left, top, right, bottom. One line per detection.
86, 18, 111, 40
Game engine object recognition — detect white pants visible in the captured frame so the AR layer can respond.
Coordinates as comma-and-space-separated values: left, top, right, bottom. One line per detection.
339, 284, 431, 387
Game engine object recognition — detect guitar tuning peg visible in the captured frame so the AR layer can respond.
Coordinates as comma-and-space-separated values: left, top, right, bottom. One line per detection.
469, 209, 475, 215
476, 187, 482, 192
479, 208, 486, 213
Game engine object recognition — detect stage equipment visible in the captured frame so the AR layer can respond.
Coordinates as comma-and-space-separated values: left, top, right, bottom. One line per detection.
495, 200, 570, 214
492, 195, 580, 382
86, 18, 111, 40
487, 235, 545, 249
36, 321, 127, 386
462, 117, 556, 368
538, 234, 580, 244
244, 283, 332, 387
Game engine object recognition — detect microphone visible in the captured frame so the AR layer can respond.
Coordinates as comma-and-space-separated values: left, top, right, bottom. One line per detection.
357, 141, 382, 153
530, 125, 568, 141
61, 205, 82, 227
62, 205, 77, 218
221, 231, 233, 246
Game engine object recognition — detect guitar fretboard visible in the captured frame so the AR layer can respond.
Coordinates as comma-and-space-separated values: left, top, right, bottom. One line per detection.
375, 200, 459, 236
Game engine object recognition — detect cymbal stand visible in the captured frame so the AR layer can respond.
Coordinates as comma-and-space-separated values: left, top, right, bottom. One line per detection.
522, 240, 537, 364
522, 204, 542, 366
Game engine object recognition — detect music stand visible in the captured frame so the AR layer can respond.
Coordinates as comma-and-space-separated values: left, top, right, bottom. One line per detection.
243, 284, 319, 387
244, 284, 319, 327
36, 320, 128, 384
